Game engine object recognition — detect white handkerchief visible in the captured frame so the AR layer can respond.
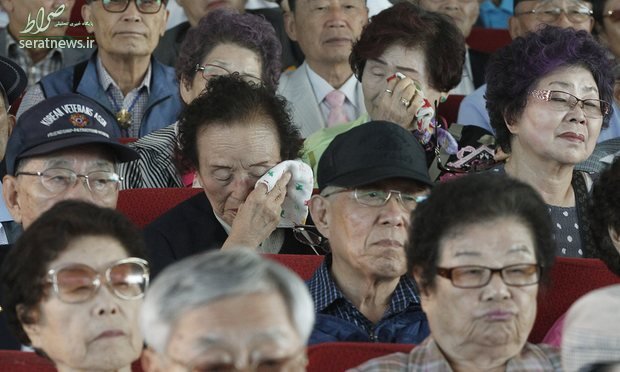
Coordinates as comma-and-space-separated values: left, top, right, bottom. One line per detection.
255, 160, 314, 227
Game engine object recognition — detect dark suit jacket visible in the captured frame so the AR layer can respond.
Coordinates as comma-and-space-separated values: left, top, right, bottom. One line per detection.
153, 9, 304, 70
469, 48, 490, 89
144, 192, 318, 278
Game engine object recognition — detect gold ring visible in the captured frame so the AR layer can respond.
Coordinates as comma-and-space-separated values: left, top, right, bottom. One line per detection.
385, 88, 393, 95
400, 97, 411, 108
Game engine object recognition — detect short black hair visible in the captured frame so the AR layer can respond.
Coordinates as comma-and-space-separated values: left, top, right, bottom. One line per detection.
176, 74, 302, 173
407, 174, 555, 291
0, 200, 146, 346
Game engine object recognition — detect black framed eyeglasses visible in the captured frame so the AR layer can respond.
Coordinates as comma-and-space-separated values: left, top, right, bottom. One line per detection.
16, 168, 122, 197
436, 263, 542, 289
95, 0, 165, 14
292, 224, 328, 255
46, 257, 150, 303
322, 188, 428, 210
515, 2, 593, 23
530, 89, 611, 118
195, 64, 263, 85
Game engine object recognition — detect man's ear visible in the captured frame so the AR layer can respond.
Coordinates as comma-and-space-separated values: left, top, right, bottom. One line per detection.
2, 174, 23, 224
81, 3, 95, 34
141, 347, 166, 372
508, 16, 522, 40
283, 11, 298, 41
309, 195, 330, 239
17, 304, 42, 347
7, 114, 15, 136
609, 226, 620, 254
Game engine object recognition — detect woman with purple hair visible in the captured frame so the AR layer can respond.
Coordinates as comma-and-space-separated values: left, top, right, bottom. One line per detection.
485, 26, 614, 258
118, 9, 283, 189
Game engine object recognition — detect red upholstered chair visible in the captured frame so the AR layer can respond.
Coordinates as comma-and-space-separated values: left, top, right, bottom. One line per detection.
118, 137, 138, 144
0, 351, 55, 372
307, 342, 414, 372
466, 27, 512, 54
264, 254, 324, 280
116, 188, 203, 228
437, 94, 465, 127
0, 351, 144, 371
528, 257, 620, 343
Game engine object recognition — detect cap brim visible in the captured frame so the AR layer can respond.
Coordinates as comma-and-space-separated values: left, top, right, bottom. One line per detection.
322, 164, 434, 190
17, 136, 138, 164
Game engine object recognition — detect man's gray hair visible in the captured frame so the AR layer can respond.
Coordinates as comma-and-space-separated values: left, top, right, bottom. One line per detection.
140, 249, 316, 353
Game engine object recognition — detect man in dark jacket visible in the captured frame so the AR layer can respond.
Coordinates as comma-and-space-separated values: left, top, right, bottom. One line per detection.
306, 121, 431, 344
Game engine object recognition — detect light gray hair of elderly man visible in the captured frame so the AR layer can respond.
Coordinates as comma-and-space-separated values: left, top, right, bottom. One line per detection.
562, 284, 620, 372
140, 249, 315, 372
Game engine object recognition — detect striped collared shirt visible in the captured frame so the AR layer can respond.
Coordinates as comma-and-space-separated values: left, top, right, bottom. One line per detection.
307, 254, 421, 338
6, 31, 62, 87
97, 56, 151, 137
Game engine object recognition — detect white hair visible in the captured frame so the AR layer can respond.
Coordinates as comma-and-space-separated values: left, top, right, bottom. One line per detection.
140, 249, 315, 353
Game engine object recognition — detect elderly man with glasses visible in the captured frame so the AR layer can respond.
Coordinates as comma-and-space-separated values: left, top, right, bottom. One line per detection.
140, 249, 315, 372
457, 0, 620, 145
305, 120, 431, 344
0, 93, 138, 350
17, 0, 182, 139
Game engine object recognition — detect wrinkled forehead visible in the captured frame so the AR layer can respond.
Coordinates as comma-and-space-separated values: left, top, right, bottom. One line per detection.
516, 0, 592, 10
18, 144, 116, 171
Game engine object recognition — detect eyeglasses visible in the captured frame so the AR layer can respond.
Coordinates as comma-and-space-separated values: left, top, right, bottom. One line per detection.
436, 263, 541, 289
604, 9, 620, 22
195, 64, 262, 85
169, 346, 307, 372
322, 188, 428, 210
46, 258, 149, 303
94, 0, 165, 14
16, 168, 122, 197
530, 89, 611, 118
292, 224, 328, 255
515, 3, 593, 23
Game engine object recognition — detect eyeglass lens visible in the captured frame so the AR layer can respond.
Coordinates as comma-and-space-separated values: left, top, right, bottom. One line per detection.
102, 0, 163, 13
443, 264, 540, 288
52, 261, 148, 303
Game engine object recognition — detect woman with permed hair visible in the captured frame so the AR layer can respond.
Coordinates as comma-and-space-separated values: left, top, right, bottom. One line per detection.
118, 9, 284, 189
485, 26, 614, 258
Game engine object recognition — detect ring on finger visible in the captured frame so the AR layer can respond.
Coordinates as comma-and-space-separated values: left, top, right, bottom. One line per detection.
400, 97, 411, 108
385, 88, 393, 95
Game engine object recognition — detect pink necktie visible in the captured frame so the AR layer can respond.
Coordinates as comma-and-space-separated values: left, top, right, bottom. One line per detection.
325, 90, 349, 127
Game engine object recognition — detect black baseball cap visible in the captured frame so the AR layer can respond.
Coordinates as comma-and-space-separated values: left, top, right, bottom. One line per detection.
6, 94, 138, 175
0, 57, 27, 108
317, 121, 433, 191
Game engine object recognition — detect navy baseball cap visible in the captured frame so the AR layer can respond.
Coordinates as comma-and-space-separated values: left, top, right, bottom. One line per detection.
514, 0, 592, 11
317, 121, 433, 191
6, 94, 138, 175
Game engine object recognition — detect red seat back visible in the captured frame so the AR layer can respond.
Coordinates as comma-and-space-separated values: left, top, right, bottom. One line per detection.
0, 351, 144, 372
116, 188, 203, 228
307, 342, 414, 372
264, 254, 324, 280
466, 27, 512, 54
437, 94, 465, 126
529, 257, 620, 343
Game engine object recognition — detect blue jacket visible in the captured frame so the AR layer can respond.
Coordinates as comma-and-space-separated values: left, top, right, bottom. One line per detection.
39, 52, 183, 137
310, 305, 430, 345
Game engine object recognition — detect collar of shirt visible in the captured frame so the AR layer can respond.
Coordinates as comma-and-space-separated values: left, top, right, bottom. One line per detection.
480, 0, 513, 14
450, 48, 475, 95
307, 254, 421, 314
5, 30, 63, 63
96, 54, 152, 95
305, 63, 359, 109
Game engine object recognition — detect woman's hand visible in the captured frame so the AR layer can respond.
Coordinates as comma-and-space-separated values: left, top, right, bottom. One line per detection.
372, 73, 427, 130
222, 172, 292, 250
